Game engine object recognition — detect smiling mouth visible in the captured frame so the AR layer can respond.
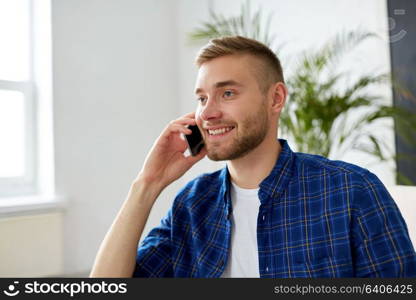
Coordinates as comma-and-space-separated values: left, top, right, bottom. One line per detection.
205, 126, 235, 139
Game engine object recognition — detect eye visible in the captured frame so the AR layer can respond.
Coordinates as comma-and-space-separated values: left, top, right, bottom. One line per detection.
197, 96, 206, 103
223, 90, 235, 98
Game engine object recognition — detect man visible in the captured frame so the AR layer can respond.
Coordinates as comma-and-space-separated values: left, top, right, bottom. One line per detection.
90, 36, 416, 278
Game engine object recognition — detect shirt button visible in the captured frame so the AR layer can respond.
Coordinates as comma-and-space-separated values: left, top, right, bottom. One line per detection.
262, 215, 266, 221
265, 266, 269, 272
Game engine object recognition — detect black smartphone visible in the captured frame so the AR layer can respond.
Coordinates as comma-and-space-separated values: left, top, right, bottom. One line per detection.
185, 124, 205, 156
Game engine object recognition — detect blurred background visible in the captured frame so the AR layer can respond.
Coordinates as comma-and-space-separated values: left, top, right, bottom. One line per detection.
0, 0, 415, 277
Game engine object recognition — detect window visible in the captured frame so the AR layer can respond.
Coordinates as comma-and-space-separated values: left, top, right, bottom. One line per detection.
0, 0, 37, 197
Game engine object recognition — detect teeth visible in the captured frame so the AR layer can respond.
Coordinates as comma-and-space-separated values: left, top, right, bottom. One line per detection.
208, 127, 233, 135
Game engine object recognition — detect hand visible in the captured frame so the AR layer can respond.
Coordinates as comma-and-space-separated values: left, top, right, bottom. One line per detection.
135, 112, 207, 190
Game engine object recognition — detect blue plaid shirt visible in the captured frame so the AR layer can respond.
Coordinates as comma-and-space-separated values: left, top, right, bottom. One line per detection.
133, 139, 416, 277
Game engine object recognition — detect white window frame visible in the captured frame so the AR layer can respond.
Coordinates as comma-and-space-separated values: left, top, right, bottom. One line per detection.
0, 0, 38, 197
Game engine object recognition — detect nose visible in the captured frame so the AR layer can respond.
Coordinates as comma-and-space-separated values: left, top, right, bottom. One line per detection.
199, 98, 222, 122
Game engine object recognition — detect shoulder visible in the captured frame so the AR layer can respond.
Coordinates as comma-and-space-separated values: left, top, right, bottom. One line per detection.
295, 152, 392, 207
294, 151, 371, 180
294, 152, 397, 218
295, 152, 389, 196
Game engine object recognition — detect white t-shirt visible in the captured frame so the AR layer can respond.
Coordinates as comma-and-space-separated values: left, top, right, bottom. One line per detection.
220, 180, 260, 278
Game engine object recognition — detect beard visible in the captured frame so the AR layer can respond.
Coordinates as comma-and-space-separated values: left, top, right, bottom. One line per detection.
206, 100, 269, 161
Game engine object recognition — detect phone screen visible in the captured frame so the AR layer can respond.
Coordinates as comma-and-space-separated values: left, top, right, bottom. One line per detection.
185, 124, 205, 156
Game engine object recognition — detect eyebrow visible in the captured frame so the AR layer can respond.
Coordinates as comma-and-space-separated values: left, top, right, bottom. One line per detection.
194, 80, 243, 94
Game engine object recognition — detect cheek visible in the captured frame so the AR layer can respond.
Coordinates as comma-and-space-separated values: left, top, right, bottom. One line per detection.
195, 106, 203, 122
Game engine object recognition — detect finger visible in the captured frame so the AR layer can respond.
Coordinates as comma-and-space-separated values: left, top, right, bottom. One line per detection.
159, 122, 193, 145
167, 123, 192, 135
172, 118, 196, 126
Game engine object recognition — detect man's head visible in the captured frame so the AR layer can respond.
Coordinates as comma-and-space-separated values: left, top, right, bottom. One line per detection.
194, 35, 287, 161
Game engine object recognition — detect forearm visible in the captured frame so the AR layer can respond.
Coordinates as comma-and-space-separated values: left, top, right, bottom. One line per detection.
89, 179, 163, 277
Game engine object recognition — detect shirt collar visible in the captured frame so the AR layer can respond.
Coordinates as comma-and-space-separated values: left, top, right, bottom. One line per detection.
219, 138, 294, 205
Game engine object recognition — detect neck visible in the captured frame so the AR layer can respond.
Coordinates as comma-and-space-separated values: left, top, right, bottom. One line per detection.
227, 136, 281, 189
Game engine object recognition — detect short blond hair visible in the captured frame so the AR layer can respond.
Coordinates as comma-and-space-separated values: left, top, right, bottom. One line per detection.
194, 35, 284, 94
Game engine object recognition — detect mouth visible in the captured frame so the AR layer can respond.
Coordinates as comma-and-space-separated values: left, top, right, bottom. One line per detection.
205, 126, 235, 140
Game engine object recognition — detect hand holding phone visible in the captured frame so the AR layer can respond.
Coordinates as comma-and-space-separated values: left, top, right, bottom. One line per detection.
136, 112, 206, 190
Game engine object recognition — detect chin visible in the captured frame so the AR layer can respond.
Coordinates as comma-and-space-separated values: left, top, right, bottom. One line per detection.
207, 152, 227, 161
206, 147, 231, 161
207, 147, 251, 161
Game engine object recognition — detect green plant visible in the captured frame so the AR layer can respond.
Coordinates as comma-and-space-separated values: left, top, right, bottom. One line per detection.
281, 32, 399, 159
188, 0, 416, 184
188, 0, 276, 48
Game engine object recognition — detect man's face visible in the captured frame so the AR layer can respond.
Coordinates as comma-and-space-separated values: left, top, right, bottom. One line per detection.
194, 54, 270, 161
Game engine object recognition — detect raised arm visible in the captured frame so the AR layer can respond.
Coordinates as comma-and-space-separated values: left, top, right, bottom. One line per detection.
89, 112, 206, 277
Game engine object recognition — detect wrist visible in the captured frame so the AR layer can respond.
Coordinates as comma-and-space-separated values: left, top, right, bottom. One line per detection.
133, 172, 160, 188
131, 175, 164, 201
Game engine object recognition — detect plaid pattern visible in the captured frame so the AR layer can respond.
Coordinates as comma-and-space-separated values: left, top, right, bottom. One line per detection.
133, 139, 416, 277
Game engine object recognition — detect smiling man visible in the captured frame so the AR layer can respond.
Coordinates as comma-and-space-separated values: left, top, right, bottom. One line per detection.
193, 51, 284, 190
90, 36, 416, 278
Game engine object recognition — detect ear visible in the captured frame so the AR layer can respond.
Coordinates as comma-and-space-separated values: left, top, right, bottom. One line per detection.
269, 82, 287, 114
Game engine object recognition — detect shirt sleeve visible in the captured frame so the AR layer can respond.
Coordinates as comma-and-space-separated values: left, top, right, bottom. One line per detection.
132, 207, 174, 277
351, 171, 416, 277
